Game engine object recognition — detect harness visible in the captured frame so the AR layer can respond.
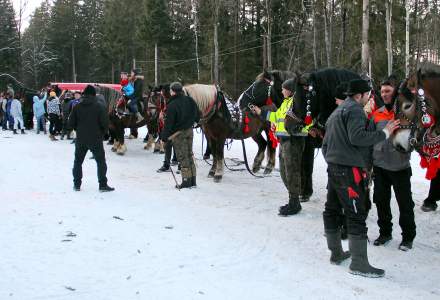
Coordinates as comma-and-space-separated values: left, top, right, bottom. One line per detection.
397, 79, 440, 179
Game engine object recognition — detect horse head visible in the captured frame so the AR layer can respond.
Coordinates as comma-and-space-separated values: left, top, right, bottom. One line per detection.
238, 70, 295, 110
392, 71, 440, 154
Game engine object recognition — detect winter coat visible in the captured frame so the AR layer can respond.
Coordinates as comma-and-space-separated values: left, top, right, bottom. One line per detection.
133, 76, 144, 102
161, 94, 200, 142
68, 95, 109, 145
10, 99, 23, 118
322, 97, 386, 169
262, 97, 293, 138
1, 98, 6, 112
370, 106, 411, 171
33, 94, 48, 118
122, 82, 134, 97
69, 99, 80, 111
47, 97, 61, 115
6, 99, 12, 113
62, 98, 72, 117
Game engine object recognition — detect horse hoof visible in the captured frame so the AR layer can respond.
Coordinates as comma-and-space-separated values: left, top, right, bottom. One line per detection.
263, 168, 273, 175
208, 172, 215, 178
214, 175, 222, 182
252, 167, 260, 173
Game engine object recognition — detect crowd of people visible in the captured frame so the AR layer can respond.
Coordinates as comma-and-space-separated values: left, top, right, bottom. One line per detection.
1, 71, 439, 280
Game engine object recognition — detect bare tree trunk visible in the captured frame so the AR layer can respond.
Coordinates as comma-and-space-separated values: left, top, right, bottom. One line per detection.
154, 43, 158, 86
339, 0, 347, 66
361, 0, 370, 73
213, 18, 219, 84
386, 0, 393, 76
405, 0, 410, 76
234, 0, 239, 98
323, 0, 332, 67
265, 0, 272, 70
191, 0, 200, 81
263, 35, 267, 70
312, 0, 318, 69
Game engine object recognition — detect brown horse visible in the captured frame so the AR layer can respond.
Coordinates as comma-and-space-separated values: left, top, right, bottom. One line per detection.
392, 64, 440, 180
184, 70, 292, 182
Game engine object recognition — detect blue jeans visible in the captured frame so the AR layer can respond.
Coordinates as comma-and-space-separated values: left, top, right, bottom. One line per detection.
129, 98, 138, 113
36, 115, 46, 133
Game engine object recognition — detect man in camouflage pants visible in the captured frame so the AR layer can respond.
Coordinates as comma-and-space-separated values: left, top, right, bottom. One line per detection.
161, 82, 200, 189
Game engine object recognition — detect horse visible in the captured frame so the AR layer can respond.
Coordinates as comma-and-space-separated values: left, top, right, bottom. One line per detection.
185, 70, 291, 182
282, 68, 361, 198
392, 64, 440, 180
101, 84, 166, 155
142, 85, 168, 153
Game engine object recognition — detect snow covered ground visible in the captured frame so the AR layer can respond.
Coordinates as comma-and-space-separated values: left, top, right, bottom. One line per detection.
1, 127, 439, 300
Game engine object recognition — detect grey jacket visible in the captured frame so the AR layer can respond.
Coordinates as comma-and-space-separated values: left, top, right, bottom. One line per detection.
371, 106, 411, 171
322, 98, 386, 168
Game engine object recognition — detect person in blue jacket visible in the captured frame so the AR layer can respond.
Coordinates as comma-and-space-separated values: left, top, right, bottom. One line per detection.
33, 90, 48, 134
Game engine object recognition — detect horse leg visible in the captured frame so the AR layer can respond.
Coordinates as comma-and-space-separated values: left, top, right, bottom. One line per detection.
144, 134, 155, 150
116, 126, 127, 155
264, 142, 276, 175
251, 132, 267, 173
214, 139, 225, 182
208, 138, 217, 178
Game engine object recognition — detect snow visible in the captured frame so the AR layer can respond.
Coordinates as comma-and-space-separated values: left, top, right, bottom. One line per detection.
1, 128, 440, 300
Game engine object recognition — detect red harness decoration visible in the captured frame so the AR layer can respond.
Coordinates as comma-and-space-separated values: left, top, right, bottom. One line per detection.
265, 97, 278, 149
243, 112, 250, 134
420, 146, 440, 180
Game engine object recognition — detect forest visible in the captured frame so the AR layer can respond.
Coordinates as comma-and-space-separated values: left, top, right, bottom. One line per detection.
1, 0, 440, 98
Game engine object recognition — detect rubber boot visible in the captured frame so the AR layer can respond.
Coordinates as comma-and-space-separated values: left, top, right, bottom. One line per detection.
176, 177, 192, 189
348, 234, 385, 278
21, 129, 26, 134
13, 129, 18, 134
99, 184, 115, 192
278, 195, 302, 216
325, 229, 351, 265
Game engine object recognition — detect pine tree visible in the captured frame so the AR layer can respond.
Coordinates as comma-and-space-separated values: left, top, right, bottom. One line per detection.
0, 0, 20, 80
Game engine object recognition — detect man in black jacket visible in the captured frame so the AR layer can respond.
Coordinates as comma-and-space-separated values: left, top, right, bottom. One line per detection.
68, 85, 114, 192
161, 82, 200, 189
322, 79, 399, 278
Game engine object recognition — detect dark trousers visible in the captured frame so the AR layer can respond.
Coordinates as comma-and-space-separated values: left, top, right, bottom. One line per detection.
164, 141, 177, 166
72, 141, 108, 187
301, 136, 315, 197
62, 116, 71, 136
425, 172, 440, 204
49, 114, 61, 135
373, 166, 416, 241
323, 164, 369, 237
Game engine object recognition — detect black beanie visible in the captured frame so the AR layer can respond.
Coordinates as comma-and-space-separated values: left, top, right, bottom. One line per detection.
170, 82, 183, 93
345, 79, 370, 96
282, 79, 295, 93
83, 85, 96, 96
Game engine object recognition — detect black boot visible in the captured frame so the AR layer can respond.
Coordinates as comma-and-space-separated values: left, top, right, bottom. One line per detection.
157, 163, 170, 173
348, 234, 385, 278
176, 178, 192, 189
13, 129, 18, 134
421, 199, 438, 212
398, 239, 413, 251
278, 195, 302, 216
325, 229, 351, 265
373, 234, 392, 246
191, 176, 197, 187
99, 184, 115, 192
21, 129, 26, 134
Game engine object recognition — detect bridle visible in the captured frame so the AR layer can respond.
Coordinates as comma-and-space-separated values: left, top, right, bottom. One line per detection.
241, 78, 275, 110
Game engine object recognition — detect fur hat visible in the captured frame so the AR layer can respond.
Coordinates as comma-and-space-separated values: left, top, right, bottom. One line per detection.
83, 85, 96, 96
170, 82, 183, 93
282, 79, 295, 93
345, 79, 371, 96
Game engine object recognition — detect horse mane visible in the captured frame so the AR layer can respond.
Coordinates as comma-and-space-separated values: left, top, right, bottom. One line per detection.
256, 70, 296, 83
418, 62, 440, 79
183, 84, 217, 113
95, 85, 122, 108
